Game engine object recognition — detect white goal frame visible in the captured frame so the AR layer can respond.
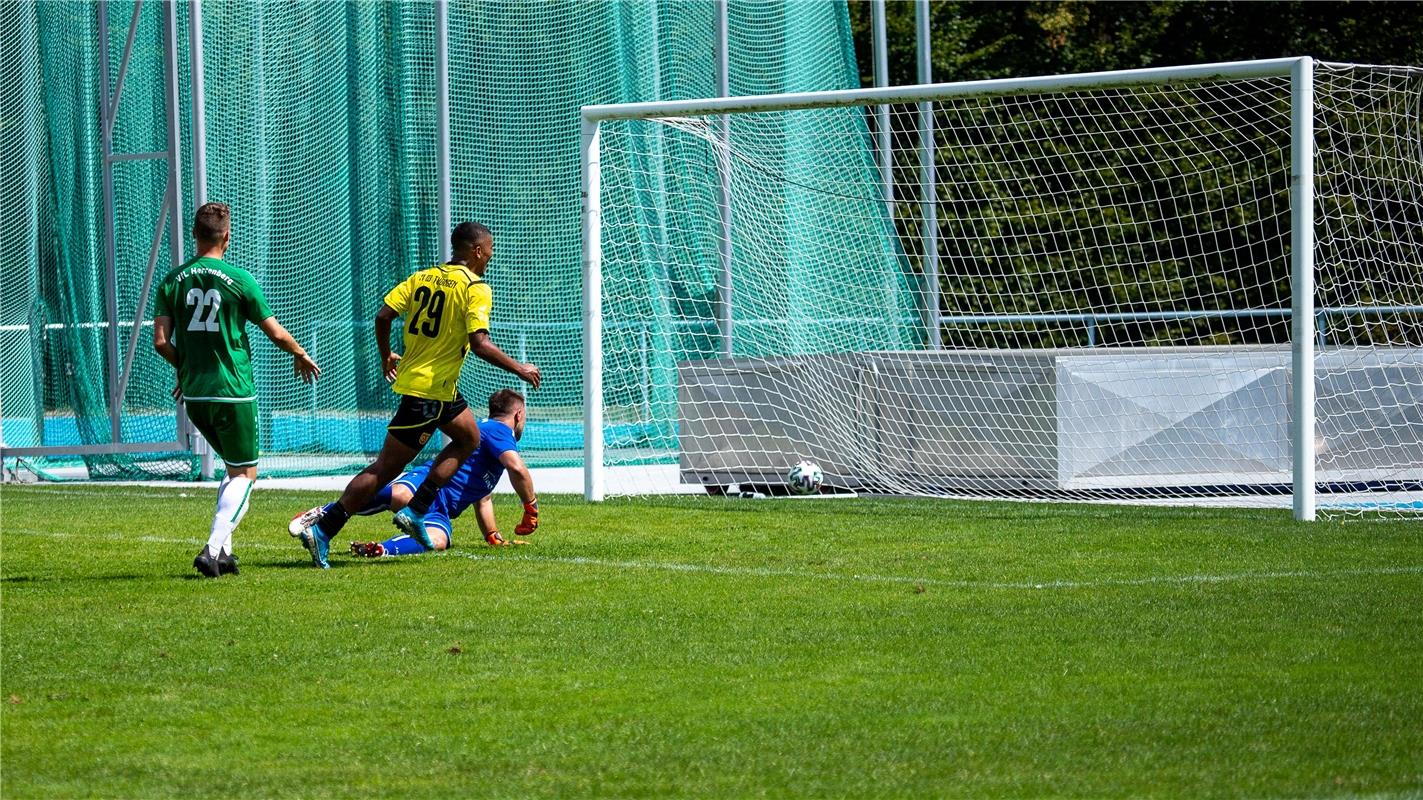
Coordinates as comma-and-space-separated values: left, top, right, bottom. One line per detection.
579, 57, 1319, 519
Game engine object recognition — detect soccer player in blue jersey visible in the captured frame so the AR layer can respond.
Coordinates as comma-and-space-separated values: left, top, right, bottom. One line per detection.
288, 389, 538, 557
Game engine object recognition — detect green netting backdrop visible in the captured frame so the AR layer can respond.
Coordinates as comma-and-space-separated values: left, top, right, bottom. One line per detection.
1, 0, 906, 479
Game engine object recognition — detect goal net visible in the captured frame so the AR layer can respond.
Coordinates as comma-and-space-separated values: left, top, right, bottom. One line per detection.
3, 1, 864, 483
585, 59, 1423, 516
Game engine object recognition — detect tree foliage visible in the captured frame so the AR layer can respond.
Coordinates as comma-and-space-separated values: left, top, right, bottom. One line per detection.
849, 1, 1423, 87
846, 2, 1423, 349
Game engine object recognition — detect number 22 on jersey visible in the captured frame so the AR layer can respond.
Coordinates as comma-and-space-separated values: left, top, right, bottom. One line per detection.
186, 287, 222, 332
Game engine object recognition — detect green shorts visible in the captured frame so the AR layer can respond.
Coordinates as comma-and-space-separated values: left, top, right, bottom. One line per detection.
186, 400, 259, 467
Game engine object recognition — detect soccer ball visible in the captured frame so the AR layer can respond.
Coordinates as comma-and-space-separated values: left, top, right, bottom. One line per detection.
786, 460, 823, 495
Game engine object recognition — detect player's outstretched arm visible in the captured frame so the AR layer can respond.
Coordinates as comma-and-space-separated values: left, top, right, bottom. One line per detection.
471, 495, 522, 546
374, 304, 401, 383
152, 315, 179, 368
500, 450, 538, 535
256, 316, 321, 383
473, 495, 498, 538
469, 330, 540, 389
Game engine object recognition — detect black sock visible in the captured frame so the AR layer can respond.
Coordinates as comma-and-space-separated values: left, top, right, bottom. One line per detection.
320, 501, 351, 537
408, 478, 443, 514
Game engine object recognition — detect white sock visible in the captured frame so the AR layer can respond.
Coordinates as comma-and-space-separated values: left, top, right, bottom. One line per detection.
204, 475, 231, 554
207, 476, 253, 556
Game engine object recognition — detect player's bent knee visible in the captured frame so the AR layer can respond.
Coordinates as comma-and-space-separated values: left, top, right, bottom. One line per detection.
444, 412, 481, 452
451, 430, 479, 455
429, 528, 450, 550
389, 484, 413, 510
369, 453, 411, 482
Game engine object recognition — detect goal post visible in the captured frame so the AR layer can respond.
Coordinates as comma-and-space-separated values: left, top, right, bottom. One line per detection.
581, 57, 1423, 517
1289, 57, 1316, 521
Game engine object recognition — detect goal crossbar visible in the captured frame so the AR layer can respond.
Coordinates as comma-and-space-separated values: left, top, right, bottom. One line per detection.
581, 57, 1305, 122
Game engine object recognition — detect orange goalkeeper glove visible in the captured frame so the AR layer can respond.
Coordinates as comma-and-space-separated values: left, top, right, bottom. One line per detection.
515, 498, 539, 536
484, 530, 527, 547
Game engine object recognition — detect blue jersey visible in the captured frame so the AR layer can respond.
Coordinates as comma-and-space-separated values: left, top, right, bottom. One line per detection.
426, 418, 519, 518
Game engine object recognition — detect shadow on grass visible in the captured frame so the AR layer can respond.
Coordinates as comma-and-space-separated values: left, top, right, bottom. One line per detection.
236, 555, 424, 571
2, 551, 462, 586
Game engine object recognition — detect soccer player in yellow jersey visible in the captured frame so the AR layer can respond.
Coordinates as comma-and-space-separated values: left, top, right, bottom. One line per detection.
292, 222, 540, 568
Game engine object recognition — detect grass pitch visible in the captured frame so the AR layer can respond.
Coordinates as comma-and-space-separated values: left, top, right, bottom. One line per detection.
2, 484, 1420, 798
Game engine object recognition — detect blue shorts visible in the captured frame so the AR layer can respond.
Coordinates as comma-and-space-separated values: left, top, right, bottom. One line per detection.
392, 465, 455, 545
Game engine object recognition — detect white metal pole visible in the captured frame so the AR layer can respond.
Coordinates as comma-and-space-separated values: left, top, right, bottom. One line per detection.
650, 0, 669, 248
916, 0, 940, 349
425, 0, 453, 455
581, 118, 605, 502
163, 0, 199, 476
435, 0, 452, 260
98, 0, 123, 447
1290, 56, 1316, 522
188, 0, 207, 207
583, 59, 1305, 122
872, 0, 892, 207
715, 0, 733, 357
186, 0, 213, 478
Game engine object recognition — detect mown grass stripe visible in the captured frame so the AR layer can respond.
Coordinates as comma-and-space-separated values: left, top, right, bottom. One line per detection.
7, 527, 1420, 592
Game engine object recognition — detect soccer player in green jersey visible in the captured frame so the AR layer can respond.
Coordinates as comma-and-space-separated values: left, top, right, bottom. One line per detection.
153, 202, 321, 578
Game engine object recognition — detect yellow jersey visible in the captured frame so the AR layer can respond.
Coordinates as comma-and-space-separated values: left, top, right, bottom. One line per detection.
382, 263, 491, 401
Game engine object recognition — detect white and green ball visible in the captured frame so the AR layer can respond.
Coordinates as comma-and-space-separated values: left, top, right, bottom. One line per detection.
786, 460, 823, 495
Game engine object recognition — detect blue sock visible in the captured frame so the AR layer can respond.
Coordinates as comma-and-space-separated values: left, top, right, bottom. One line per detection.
381, 534, 430, 556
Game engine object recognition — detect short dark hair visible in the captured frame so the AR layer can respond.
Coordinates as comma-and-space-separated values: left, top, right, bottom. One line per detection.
488, 388, 525, 418
451, 221, 491, 252
193, 202, 231, 244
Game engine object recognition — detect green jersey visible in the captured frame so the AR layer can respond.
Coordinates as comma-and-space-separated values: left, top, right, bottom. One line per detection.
154, 256, 274, 401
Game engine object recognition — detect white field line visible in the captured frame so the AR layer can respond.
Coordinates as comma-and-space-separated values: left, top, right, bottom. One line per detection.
451, 551, 1423, 591
5, 527, 1421, 592
1, 487, 201, 500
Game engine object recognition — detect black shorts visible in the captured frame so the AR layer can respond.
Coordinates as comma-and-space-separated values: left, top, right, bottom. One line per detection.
386, 393, 468, 449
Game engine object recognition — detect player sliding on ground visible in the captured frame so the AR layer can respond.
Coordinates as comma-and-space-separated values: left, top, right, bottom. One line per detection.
292, 222, 540, 568
153, 202, 321, 578
288, 389, 538, 558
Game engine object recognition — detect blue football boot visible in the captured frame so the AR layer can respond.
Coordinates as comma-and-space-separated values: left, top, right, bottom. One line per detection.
392, 506, 434, 549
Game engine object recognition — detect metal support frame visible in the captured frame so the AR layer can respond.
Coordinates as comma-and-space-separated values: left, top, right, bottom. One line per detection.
104, 0, 144, 142
161, 0, 184, 341
11, 0, 190, 466
714, 0, 733, 357
1290, 56, 1317, 521
115, 189, 171, 404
